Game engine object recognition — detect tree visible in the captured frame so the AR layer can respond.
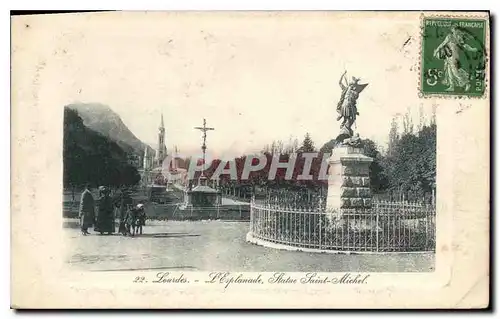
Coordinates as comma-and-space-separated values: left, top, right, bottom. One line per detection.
387, 117, 399, 158
382, 121, 436, 201
120, 165, 141, 186
270, 141, 277, 154
402, 108, 414, 135
262, 144, 271, 154
431, 103, 437, 125
319, 139, 337, 155
299, 133, 315, 153
417, 104, 425, 132
283, 135, 299, 154
362, 139, 389, 193
417, 123, 436, 194
63, 107, 141, 190
275, 140, 285, 154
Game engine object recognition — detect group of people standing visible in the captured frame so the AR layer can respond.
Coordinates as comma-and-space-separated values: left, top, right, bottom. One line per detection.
78, 184, 146, 236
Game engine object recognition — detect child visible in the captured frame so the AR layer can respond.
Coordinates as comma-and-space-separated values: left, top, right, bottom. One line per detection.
136, 203, 146, 234
125, 203, 146, 236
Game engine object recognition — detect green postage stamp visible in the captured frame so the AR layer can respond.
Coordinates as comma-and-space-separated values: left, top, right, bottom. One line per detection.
420, 16, 488, 97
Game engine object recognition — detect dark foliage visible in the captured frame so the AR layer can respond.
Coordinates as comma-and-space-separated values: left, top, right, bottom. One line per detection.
317, 121, 436, 200
382, 123, 436, 200
63, 107, 140, 189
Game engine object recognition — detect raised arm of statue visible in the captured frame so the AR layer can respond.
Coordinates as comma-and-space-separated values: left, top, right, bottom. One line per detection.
339, 71, 348, 90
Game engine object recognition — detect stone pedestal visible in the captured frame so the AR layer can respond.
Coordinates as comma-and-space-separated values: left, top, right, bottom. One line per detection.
326, 145, 373, 210
326, 145, 378, 231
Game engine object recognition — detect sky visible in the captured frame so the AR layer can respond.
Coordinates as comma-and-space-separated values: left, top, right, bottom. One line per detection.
21, 12, 436, 157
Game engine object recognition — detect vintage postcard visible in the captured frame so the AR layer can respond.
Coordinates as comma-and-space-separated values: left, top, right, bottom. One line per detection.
11, 11, 490, 308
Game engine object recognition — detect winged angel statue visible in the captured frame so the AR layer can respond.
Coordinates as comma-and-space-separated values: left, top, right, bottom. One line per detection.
336, 71, 368, 142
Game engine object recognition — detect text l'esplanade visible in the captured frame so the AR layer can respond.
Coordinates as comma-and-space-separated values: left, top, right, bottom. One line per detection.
268, 272, 370, 284
206, 272, 265, 288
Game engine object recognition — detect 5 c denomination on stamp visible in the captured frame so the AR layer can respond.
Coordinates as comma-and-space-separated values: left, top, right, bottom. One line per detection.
420, 15, 488, 98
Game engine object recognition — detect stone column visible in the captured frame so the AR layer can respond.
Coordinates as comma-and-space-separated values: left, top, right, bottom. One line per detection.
326, 145, 373, 221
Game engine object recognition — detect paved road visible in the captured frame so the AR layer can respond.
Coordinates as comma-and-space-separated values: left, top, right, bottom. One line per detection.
64, 220, 434, 272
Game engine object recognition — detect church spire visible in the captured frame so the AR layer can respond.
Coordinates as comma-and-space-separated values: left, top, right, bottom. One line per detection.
173, 145, 178, 171
156, 112, 167, 166
143, 146, 150, 170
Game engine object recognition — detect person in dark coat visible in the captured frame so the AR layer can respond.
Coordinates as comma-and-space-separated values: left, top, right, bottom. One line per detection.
125, 203, 146, 236
137, 203, 146, 232
78, 184, 95, 235
95, 186, 115, 235
117, 187, 133, 235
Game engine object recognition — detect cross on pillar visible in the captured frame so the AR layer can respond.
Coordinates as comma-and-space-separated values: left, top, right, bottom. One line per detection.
194, 118, 215, 185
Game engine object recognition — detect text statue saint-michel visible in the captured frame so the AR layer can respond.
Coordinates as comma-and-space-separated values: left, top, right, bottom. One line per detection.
335, 71, 368, 147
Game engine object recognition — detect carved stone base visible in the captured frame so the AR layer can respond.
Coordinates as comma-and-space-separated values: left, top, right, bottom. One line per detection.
326, 145, 372, 211
325, 145, 379, 231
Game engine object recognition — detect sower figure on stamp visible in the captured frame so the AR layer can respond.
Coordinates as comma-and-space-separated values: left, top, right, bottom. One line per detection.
336, 71, 368, 139
433, 25, 478, 92
95, 186, 115, 235
78, 184, 95, 236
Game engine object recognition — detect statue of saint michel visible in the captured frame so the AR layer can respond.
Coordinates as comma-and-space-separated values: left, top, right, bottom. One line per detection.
335, 71, 368, 143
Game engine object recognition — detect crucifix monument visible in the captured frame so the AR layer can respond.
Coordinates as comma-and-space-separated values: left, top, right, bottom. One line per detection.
181, 118, 221, 210
194, 118, 215, 186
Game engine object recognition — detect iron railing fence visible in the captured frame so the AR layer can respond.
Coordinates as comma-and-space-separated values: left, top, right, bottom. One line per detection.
249, 198, 435, 253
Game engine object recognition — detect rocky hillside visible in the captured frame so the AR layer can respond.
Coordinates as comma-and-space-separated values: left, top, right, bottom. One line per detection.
66, 102, 153, 156
63, 107, 141, 188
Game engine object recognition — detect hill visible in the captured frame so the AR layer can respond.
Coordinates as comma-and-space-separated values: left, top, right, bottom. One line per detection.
66, 102, 153, 156
63, 107, 140, 188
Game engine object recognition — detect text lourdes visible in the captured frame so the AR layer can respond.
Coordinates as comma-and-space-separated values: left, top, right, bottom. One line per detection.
153, 272, 189, 284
